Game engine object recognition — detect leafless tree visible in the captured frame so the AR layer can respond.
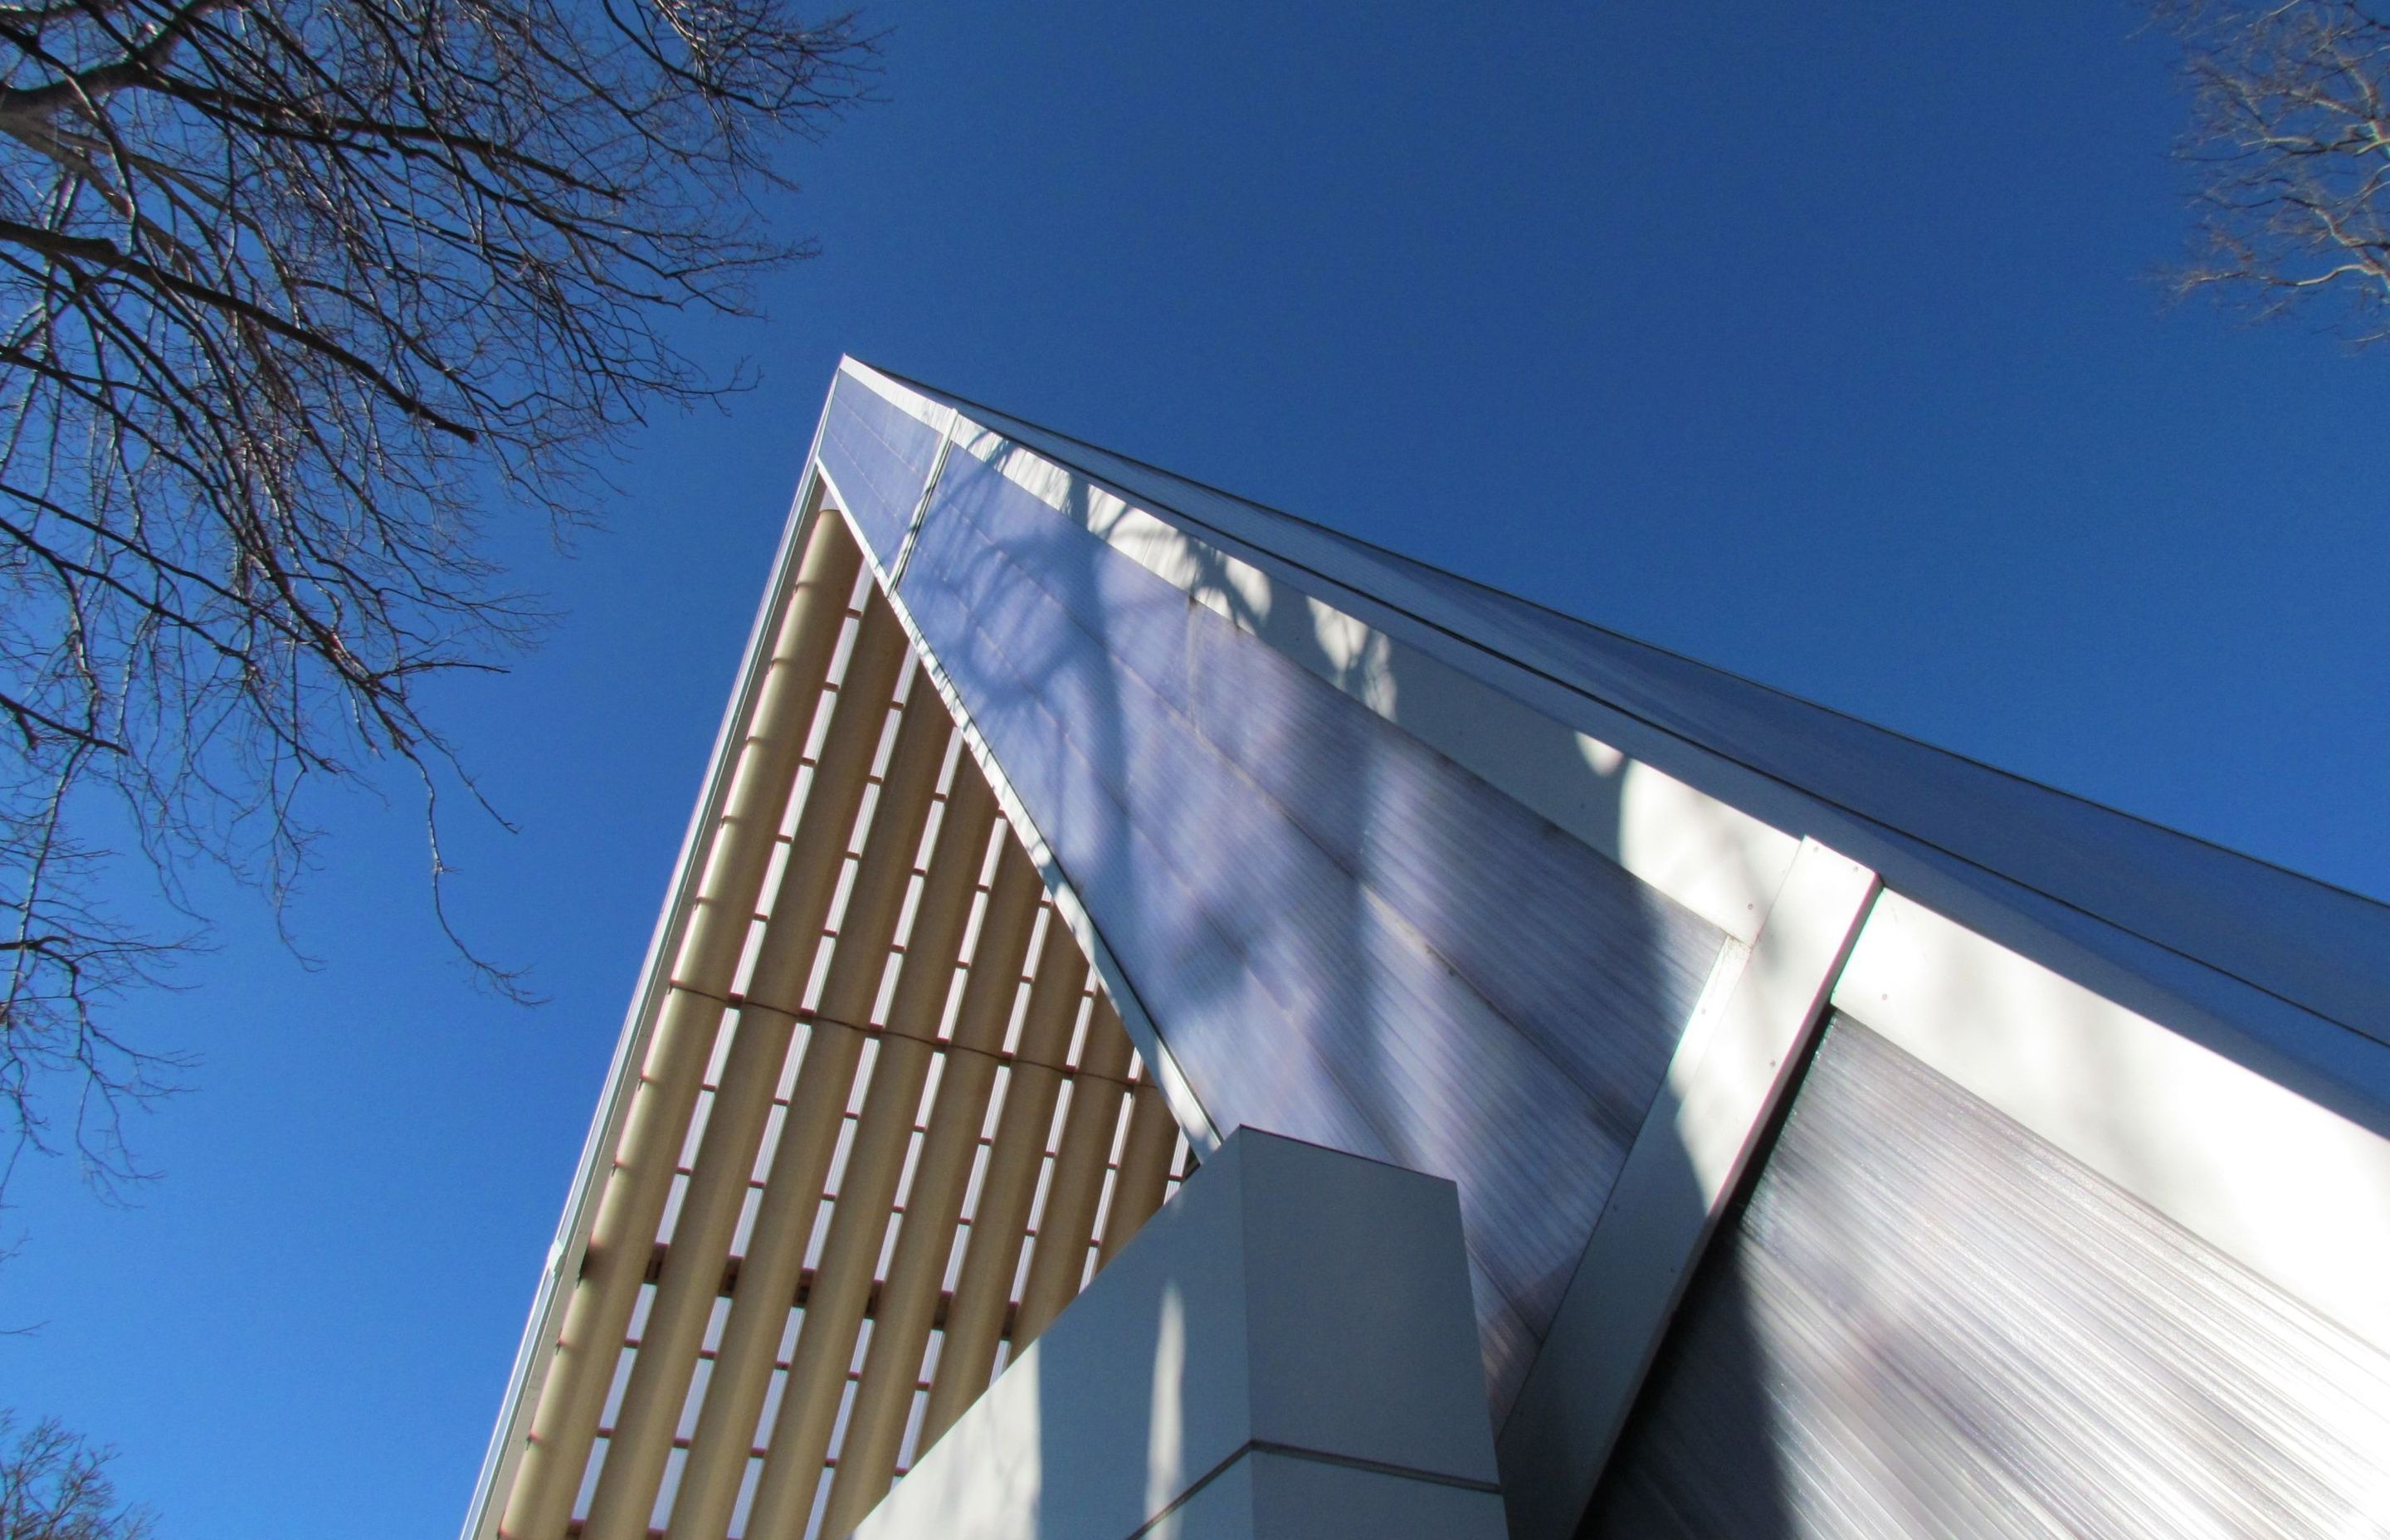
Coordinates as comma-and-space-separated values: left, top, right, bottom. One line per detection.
0, 1412, 152, 1540
2161, 0, 2390, 343
0, 1, 874, 1195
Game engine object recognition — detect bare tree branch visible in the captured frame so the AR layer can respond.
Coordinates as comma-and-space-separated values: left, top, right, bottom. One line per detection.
0, 1409, 154, 1540
0, 0, 876, 1195
2158, 0, 2390, 344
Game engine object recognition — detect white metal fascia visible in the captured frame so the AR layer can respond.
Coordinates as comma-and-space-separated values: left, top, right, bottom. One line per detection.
832, 356, 963, 591
1833, 888, 2390, 1355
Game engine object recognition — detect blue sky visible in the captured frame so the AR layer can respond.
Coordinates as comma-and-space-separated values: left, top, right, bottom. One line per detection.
6, 3, 2385, 1535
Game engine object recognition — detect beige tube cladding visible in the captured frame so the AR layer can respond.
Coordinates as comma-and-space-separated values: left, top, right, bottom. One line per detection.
498, 512, 860, 1540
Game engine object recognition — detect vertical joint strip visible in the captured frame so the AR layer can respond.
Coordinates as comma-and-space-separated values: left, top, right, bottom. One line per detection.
885, 417, 957, 589
1493, 838, 1880, 1540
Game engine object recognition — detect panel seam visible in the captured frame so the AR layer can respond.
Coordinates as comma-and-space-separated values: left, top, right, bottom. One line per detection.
886, 413, 956, 588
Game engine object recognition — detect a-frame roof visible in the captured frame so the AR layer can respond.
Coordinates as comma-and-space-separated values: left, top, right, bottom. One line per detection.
855, 360, 2390, 1122
468, 358, 2390, 1540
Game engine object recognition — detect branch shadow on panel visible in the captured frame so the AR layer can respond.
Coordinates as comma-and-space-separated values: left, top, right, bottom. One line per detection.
893, 439, 1799, 1538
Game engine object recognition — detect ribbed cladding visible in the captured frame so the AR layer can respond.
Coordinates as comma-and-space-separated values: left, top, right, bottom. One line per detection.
499, 510, 861, 1540
817, 866, 1076, 1533
578, 593, 919, 1540
1583, 1013, 2390, 1538
501, 485, 1196, 1540
895, 445, 1724, 1406
1099, 1078, 1178, 1268
895, 375, 2390, 1056
659, 709, 992, 1540
740, 811, 1050, 1539
1011, 996, 1133, 1349
914, 904, 1093, 1454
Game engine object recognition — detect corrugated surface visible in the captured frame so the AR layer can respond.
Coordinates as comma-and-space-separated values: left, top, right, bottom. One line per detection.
892, 446, 1724, 1406
817, 374, 943, 563
1583, 1014, 2390, 1538
874, 372, 2390, 1083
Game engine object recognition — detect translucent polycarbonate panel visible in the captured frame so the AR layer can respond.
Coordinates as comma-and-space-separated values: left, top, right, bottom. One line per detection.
880, 373, 2390, 1067
818, 374, 943, 565
892, 448, 1724, 1399
1583, 1014, 2390, 1538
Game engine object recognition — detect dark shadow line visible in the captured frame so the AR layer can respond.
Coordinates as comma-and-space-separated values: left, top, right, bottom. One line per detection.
1124, 1437, 1506, 1539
